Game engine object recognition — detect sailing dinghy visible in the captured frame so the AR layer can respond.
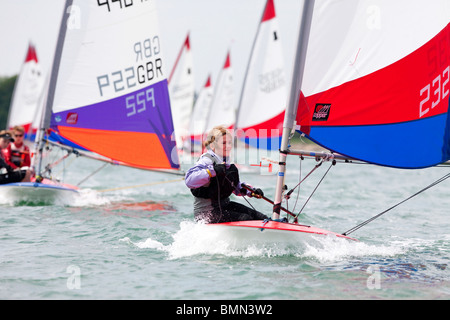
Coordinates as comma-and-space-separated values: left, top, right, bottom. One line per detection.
209, 0, 450, 241
1, 0, 181, 204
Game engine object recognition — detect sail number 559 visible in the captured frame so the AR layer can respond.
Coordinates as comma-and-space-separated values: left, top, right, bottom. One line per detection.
126, 87, 155, 117
419, 66, 449, 118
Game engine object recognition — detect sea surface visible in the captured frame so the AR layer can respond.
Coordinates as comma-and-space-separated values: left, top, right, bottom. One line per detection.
1, 146, 449, 300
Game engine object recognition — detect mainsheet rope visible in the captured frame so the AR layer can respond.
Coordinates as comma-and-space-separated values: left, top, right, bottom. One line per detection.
342, 171, 450, 236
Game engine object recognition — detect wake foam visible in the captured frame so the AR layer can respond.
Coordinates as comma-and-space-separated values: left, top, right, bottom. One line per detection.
0, 187, 114, 207
121, 221, 408, 261
302, 236, 405, 262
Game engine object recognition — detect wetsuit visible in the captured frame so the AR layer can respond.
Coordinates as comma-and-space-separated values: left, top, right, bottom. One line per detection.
185, 150, 269, 223
0, 152, 26, 185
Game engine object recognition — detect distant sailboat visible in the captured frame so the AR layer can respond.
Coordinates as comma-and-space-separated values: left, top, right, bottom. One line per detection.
1, 0, 181, 203
188, 74, 214, 149
204, 51, 235, 131
168, 33, 195, 150
7, 42, 45, 140
210, 0, 450, 241
235, 0, 287, 151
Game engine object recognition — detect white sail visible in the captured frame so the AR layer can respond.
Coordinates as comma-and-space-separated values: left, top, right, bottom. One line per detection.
205, 51, 235, 131
7, 43, 45, 137
301, 0, 450, 99
168, 34, 195, 148
189, 75, 213, 143
235, 0, 287, 150
30, 74, 49, 141
51, 2, 165, 112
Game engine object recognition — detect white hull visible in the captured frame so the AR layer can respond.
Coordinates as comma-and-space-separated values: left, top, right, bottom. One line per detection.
0, 182, 78, 205
206, 221, 356, 246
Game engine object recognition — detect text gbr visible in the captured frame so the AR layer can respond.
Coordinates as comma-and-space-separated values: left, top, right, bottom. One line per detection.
97, 37, 163, 97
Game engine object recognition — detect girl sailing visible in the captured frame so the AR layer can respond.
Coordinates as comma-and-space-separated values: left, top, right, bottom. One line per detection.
185, 126, 268, 223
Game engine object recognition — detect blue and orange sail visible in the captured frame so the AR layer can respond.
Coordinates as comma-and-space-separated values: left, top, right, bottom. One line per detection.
50, 80, 178, 170
42, 1, 179, 171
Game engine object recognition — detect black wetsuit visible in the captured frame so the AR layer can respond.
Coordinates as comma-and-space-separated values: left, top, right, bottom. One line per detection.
0, 155, 26, 185
187, 152, 268, 223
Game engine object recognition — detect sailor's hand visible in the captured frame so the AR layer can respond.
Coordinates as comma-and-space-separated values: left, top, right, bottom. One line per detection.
251, 188, 264, 199
213, 163, 226, 177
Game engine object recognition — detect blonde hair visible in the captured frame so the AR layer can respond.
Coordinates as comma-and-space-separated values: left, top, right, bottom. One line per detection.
13, 125, 25, 134
204, 125, 231, 149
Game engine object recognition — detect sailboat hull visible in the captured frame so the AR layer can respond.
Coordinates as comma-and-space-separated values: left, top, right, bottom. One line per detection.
207, 220, 357, 243
0, 181, 78, 204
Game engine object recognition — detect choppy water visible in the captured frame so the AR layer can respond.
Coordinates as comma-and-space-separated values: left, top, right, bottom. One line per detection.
1, 148, 450, 300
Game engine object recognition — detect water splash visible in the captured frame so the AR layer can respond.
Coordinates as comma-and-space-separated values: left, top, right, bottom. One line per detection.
0, 186, 113, 207
302, 236, 406, 263
122, 221, 411, 261
120, 237, 165, 250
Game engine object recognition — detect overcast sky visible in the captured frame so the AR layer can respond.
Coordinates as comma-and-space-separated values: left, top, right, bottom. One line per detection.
0, 0, 302, 93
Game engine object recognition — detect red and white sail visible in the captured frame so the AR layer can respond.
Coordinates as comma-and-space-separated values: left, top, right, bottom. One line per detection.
235, 0, 287, 150
189, 75, 214, 143
294, 0, 450, 169
168, 33, 195, 148
272, 0, 450, 219
7, 43, 45, 137
205, 51, 235, 131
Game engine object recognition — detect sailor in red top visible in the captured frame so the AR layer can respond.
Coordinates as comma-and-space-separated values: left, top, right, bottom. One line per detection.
0, 130, 31, 184
6, 126, 31, 168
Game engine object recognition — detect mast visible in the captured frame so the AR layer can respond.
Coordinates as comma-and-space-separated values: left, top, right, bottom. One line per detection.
35, 0, 73, 179
272, 0, 315, 219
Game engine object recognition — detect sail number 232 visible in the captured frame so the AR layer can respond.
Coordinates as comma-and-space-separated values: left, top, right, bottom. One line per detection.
419, 65, 449, 118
